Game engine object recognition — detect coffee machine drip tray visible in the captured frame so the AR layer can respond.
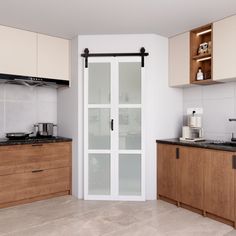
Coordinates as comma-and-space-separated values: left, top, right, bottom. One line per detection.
179, 137, 205, 142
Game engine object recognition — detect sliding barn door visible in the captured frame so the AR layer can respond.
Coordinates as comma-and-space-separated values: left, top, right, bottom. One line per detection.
84, 57, 145, 201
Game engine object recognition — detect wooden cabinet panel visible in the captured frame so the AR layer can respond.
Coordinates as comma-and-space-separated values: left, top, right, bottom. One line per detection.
213, 15, 236, 81
0, 167, 70, 204
169, 32, 190, 87
37, 34, 70, 81
204, 150, 235, 221
0, 142, 72, 176
157, 144, 177, 200
0, 25, 37, 77
177, 147, 205, 209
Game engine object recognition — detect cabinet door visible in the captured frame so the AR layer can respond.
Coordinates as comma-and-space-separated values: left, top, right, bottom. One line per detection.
37, 34, 69, 80
0, 142, 71, 176
0, 167, 70, 204
157, 144, 177, 200
204, 150, 234, 221
213, 15, 236, 81
0, 25, 37, 77
177, 147, 205, 209
169, 32, 190, 87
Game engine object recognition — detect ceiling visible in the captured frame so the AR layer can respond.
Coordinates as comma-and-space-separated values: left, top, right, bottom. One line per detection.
0, 0, 235, 39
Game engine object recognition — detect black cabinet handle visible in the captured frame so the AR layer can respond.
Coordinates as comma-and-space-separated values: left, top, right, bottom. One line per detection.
32, 169, 44, 173
232, 155, 236, 169
32, 144, 43, 147
176, 148, 180, 159
111, 119, 114, 131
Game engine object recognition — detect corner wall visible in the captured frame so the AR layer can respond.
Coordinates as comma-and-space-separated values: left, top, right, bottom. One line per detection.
57, 37, 79, 197
58, 34, 183, 200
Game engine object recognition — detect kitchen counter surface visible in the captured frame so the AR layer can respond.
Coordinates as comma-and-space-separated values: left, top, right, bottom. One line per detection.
156, 138, 236, 152
0, 136, 72, 146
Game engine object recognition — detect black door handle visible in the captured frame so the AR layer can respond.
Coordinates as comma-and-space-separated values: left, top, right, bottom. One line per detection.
32, 144, 43, 147
111, 119, 114, 131
232, 155, 236, 169
176, 148, 180, 159
32, 169, 44, 173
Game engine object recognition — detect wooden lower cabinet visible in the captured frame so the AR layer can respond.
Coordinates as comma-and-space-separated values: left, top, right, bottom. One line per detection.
204, 150, 235, 221
177, 147, 205, 210
157, 144, 177, 201
157, 143, 236, 227
0, 167, 70, 204
0, 142, 72, 208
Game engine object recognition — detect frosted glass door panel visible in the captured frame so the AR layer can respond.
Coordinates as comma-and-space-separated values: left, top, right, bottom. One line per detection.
119, 108, 141, 150
85, 58, 144, 201
119, 154, 141, 196
89, 108, 110, 149
89, 154, 110, 195
89, 63, 110, 104
119, 62, 141, 104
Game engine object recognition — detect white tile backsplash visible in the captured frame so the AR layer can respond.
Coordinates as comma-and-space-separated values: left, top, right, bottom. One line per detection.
0, 102, 4, 138
183, 82, 236, 141
5, 101, 36, 132
0, 85, 4, 100
5, 84, 36, 101
202, 83, 234, 100
202, 98, 234, 133
36, 101, 57, 123
183, 86, 202, 101
0, 84, 57, 138
36, 87, 57, 102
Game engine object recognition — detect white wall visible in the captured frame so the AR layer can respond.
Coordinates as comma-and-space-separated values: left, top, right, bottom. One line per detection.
58, 34, 183, 200
57, 37, 79, 197
0, 84, 57, 138
183, 82, 236, 141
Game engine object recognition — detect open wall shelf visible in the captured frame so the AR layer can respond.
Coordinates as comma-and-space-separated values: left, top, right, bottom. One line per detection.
190, 24, 216, 85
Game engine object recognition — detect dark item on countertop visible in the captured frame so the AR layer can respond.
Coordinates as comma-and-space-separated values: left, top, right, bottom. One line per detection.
156, 138, 236, 152
6, 132, 33, 140
0, 136, 72, 146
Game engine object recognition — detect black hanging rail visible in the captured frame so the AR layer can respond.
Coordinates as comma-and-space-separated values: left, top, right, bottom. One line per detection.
81, 47, 149, 68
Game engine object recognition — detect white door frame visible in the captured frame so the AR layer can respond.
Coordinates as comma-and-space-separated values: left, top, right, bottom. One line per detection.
84, 56, 146, 201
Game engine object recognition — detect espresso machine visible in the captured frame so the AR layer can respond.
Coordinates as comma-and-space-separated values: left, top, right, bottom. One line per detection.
180, 110, 204, 142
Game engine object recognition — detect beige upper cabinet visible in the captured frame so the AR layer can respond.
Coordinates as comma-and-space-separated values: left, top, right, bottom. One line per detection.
169, 32, 190, 87
0, 25, 37, 77
37, 34, 70, 81
213, 15, 236, 81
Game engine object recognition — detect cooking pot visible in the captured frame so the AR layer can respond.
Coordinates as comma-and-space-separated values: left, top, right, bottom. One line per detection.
34, 123, 57, 137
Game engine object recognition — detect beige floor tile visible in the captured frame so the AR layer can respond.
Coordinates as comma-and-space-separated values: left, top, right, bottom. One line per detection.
0, 196, 235, 236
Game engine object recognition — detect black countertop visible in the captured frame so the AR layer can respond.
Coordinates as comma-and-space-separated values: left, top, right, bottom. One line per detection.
156, 138, 236, 152
0, 136, 72, 146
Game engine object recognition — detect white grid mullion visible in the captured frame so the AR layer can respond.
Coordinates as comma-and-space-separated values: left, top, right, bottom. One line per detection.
88, 104, 111, 109
88, 150, 111, 154
84, 66, 89, 199
112, 58, 119, 197
118, 104, 141, 108
118, 150, 142, 154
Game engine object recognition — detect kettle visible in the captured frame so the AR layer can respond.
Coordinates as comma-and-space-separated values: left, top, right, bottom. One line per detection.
188, 111, 202, 128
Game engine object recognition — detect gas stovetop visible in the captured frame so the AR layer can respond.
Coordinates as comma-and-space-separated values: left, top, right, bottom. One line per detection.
7, 136, 57, 141
0, 136, 72, 146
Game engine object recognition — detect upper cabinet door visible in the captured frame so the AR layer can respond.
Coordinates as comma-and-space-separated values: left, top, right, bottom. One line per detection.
0, 25, 37, 77
37, 34, 70, 81
213, 15, 236, 81
169, 32, 190, 87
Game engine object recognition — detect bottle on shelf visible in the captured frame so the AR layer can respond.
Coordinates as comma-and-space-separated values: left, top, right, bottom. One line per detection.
196, 67, 204, 81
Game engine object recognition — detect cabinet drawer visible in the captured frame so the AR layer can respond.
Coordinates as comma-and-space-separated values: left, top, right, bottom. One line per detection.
0, 167, 70, 204
0, 142, 71, 176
